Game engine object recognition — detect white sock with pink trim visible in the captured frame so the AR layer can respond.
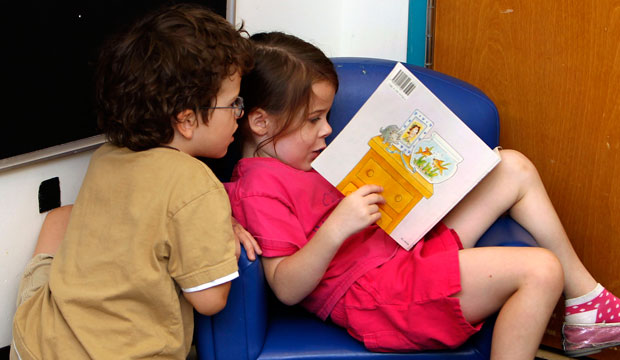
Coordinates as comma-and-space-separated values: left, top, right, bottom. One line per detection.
565, 284, 620, 325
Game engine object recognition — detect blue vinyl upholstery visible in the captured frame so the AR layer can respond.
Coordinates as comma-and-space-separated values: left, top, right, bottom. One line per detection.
194, 58, 538, 360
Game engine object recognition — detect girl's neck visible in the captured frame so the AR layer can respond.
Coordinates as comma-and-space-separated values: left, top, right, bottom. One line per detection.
241, 141, 266, 159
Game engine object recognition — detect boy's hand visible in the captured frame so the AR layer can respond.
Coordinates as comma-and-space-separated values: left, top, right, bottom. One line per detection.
231, 217, 262, 261
326, 184, 384, 241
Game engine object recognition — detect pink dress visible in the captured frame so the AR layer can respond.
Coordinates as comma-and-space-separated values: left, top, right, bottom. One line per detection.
225, 157, 481, 352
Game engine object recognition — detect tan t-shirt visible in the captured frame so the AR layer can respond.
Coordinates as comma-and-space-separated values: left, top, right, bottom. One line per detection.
12, 144, 238, 359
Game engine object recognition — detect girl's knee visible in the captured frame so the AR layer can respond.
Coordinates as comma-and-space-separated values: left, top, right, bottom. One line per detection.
41, 205, 73, 232
35, 205, 73, 256
499, 149, 537, 175
497, 149, 540, 185
525, 248, 564, 294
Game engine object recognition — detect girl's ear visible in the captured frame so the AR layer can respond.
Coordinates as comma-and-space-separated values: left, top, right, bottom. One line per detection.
247, 108, 271, 137
174, 109, 198, 139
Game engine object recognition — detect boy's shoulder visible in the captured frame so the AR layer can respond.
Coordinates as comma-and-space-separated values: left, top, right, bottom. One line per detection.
93, 143, 224, 190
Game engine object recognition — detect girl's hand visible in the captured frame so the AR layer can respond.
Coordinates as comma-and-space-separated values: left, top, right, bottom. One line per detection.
231, 217, 262, 261
325, 184, 385, 241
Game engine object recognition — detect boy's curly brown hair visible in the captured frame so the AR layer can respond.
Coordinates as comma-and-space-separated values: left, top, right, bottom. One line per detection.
95, 3, 253, 151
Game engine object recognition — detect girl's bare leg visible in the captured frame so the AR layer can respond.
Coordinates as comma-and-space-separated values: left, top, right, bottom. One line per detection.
456, 246, 563, 360
33, 205, 73, 256
443, 149, 596, 299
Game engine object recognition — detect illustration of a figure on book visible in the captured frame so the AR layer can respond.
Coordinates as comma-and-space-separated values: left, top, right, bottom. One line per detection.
337, 109, 463, 234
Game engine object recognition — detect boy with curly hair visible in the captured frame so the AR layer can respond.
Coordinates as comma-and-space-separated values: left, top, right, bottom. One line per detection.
11, 4, 253, 359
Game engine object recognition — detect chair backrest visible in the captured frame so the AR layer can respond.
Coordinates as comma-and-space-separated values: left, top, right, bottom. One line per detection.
329, 58, 499, 148
204, 58, 499, 183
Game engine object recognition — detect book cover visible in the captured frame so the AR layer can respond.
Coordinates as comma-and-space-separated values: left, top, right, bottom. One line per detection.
312, 63, 501, 250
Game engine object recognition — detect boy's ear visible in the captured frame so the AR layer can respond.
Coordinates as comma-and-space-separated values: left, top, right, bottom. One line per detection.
174, 109, 198, 139
247, 108, 271, 137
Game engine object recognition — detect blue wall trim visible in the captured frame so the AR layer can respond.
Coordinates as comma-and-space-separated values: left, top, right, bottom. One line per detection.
407, 0, 427, 66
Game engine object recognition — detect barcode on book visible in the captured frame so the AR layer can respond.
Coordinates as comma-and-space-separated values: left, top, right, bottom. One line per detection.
391, 69, 416, 97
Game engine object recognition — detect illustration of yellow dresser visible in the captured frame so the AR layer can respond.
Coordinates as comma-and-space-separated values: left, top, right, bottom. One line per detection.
337, 135, 433, 234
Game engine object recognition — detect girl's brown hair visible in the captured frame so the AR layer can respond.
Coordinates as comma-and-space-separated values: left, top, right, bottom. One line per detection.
239, 31, 339, 154
95, 3, 253, 151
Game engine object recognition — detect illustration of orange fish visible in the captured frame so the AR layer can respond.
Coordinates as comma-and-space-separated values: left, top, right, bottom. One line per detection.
416, 147, 433, 156
433, 158, 449, 175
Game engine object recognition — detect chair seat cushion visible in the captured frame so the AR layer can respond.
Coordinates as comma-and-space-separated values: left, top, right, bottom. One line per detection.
475, 216, 538, 248
257, 215, 535, 360
258, 307, 495, 360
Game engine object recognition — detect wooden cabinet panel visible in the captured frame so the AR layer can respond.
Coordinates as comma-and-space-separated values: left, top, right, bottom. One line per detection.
433, 1, 620, 358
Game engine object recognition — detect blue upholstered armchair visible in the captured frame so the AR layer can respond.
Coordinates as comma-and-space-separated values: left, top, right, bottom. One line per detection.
194, 58, 538, 360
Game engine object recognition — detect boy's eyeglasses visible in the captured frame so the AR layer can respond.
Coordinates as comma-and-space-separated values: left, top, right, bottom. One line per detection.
201, 97, 244, 118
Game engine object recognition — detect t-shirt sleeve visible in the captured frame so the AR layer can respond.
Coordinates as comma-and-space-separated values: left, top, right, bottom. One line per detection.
168, 187, 238, 291
238, 195, 306, 257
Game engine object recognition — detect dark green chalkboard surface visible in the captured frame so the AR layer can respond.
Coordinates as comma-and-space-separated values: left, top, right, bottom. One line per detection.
2, 0, 226, 161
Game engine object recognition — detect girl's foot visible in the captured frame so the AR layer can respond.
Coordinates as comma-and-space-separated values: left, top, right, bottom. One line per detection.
563, 284, 620, 357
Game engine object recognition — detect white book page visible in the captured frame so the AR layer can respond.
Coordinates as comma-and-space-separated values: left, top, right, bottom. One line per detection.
313, 63, 500, 249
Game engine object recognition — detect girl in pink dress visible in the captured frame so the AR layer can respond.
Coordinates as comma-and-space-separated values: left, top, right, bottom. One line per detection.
226, 31, 620, 358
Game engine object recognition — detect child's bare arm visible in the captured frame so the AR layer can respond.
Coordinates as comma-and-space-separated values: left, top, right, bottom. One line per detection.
183, 282, 232, 315
262, 185, 384, 305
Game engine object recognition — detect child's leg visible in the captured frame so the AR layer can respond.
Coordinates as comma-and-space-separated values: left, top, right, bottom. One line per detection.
444, 149, 620, 355
443, 149, 595, 299
33, 205, 72, 256
456, 246, 564, 360
11, 206, 73, 359
16, 205, 72, 306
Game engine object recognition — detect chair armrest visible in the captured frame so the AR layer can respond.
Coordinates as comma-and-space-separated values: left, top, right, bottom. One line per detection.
195, 248, 268, 360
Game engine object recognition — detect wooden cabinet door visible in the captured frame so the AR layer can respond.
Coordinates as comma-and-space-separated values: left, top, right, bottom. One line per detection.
433, 1, 620, 358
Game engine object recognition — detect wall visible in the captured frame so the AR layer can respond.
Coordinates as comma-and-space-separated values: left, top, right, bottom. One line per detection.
0, 149, 95, 347
432, 1, 620, 358
0, 0, 414, 348
407, 0, 429, 66
236, 0, 409, 62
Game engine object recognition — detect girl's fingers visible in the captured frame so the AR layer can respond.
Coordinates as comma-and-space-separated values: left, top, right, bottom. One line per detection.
351, 185, 384, 206
356, 184, 383, 196
368, 193, 385, 205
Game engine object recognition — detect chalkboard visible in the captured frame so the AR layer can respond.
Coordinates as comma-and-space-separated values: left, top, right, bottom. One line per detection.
1, 0, 226, 160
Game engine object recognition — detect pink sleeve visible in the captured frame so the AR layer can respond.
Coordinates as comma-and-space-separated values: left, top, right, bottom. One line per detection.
239, 195, 306, 257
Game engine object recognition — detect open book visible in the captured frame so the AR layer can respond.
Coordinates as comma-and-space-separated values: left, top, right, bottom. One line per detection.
312, 63, 500, 250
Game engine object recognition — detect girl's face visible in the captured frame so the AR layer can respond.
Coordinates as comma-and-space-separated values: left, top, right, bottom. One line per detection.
264, 81, 335, 171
